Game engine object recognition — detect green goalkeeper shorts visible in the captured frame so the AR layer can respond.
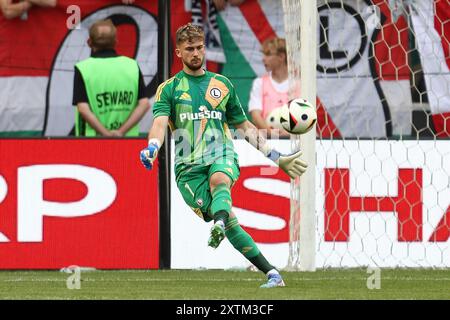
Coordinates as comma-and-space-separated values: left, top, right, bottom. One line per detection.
176, 158, 240, 222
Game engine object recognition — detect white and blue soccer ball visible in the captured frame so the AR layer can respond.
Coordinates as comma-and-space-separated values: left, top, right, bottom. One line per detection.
279, 98, 317, 134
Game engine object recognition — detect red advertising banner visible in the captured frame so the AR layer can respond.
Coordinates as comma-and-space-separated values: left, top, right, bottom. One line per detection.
0, 139, 158, 269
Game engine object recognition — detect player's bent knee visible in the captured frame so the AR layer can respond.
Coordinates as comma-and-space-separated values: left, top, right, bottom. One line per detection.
209, 172, 231, 190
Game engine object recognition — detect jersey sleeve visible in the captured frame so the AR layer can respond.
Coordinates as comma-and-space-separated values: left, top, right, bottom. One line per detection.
225, 79, 248, 125
152, 79, 173, 118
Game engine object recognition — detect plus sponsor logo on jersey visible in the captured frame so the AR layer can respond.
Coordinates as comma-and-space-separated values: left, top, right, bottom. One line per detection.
179, 105, 223, 122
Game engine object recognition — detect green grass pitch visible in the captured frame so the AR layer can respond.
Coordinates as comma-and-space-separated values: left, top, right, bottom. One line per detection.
0, 268, 448, 300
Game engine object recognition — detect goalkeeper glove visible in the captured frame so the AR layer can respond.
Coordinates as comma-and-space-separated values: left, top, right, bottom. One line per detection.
140, 139, 160, 170
267, 149, 308, 179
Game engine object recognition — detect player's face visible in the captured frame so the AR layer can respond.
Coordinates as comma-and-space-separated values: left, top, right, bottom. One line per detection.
176, 39, 205, 71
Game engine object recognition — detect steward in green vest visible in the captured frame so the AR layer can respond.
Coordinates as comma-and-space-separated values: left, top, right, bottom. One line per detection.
72, 19, 149, 137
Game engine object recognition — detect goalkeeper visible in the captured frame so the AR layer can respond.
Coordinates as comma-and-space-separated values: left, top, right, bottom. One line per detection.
140, 23, 307, 288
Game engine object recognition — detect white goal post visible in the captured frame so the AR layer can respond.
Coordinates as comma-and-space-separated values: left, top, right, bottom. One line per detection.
282, 0, 317, 271
298, 0, 318, 272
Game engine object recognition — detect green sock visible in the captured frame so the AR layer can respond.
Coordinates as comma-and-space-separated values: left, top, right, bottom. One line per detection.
248, 253, 275, 274
211, 183, 232, 225
214, 210, 229, 226
225, 217, 274, 273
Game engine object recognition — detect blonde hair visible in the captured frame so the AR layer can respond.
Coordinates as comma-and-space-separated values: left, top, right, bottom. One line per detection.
89, 19, 117, 50
261, 37, 287, 57
176, 23, 205, 45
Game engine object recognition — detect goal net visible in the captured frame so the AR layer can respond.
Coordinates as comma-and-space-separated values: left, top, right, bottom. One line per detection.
282, 0, 450, 269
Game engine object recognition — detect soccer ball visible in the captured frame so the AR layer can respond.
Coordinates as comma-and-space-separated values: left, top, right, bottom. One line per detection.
265, 106, 285, 130
279, 98, 317, 134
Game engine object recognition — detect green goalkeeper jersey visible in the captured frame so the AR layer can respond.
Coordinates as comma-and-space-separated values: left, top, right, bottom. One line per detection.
152, 70, 247, 176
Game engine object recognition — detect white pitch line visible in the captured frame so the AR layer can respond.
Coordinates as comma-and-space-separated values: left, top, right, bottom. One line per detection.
2, 277, 450, 283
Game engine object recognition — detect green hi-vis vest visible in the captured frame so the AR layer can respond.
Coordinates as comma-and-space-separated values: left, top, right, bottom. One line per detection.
75, 56, 140, 136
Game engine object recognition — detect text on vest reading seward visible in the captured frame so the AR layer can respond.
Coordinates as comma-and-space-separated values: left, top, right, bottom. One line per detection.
96, 91, 134, 108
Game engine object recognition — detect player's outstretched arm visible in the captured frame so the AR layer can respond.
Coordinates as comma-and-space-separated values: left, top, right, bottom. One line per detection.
234, 120, 308, 179
139, 115, 169, 170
